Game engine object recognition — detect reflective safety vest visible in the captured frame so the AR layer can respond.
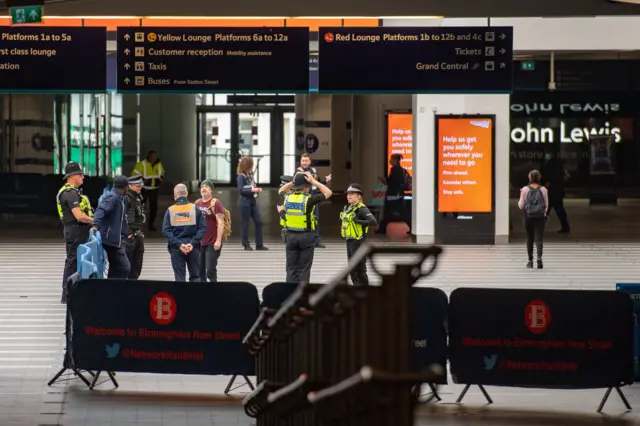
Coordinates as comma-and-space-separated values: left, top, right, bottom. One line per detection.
283, 193, 316, 231
168, 203, 197, 227
56, 184, 93, 221
132, 159, 164, 190
340, 202, 367, 240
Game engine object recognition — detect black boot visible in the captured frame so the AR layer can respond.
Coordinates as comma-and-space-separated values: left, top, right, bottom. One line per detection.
526, 260, 533, 268
537, 259, 543, 269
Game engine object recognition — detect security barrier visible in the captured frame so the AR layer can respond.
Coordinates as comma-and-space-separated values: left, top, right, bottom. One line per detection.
243, 244, 445, 426
448, 288, 634, 412
77, 230, 105, 279
616, 283, 640, 380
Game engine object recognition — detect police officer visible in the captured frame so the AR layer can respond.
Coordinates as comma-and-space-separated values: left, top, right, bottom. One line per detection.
57, 162, 94, 303
125, 175, 146, 279
278, 172, 332, 283
297, 153, 332, 248
278, 175, 293, 243
340, 183, 377, 286
92, 175, 131, 279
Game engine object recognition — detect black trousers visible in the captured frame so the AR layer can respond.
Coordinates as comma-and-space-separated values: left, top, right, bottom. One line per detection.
240, 202, 264, 247
346, 238, 369, 286
547, 191, 570, 231
285, 231, 315, 283
170, 246, 200, 282
125, 235, 145, 280
104, 244, 131, 279
61, 224, 90, 303
143, 188, 159, 229
200, 244, 222, 283
524, 216, 546, 260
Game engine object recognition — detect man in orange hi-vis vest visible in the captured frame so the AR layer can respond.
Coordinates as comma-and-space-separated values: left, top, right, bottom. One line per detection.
162, 184, 206, 282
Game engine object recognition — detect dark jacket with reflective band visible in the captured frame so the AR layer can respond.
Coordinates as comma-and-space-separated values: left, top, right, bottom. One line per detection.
56, 184, 93, 225
125, 189, 145, 234
340, 202, 377, 240
283, 193, 317, 231
162, 197, 206, 247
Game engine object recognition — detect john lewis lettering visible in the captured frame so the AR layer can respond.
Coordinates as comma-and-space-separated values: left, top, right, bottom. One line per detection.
511, 121, 621, 143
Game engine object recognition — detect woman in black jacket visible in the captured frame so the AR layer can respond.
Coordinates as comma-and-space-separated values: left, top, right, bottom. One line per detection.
236, 157, 268, 251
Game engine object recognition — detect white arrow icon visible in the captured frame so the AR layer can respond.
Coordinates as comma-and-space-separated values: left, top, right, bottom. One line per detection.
124, 63, 131, 70
500, 33, 506, 40
499, 48, 506, 54
500, 63, 506, 69
29, 10, 38, 19
124, 78, 131, 84
124, 34, 131, 41
124, 49, 130, 56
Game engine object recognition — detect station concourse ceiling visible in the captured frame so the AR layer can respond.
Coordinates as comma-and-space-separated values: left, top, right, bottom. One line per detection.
0, 0, 638, 18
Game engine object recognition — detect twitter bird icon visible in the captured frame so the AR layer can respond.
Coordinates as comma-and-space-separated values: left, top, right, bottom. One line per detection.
484, 355, 497, 371
105, 343, 121, 359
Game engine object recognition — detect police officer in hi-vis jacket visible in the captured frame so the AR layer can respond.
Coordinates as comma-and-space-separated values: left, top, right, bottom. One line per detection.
279, 172, 332, 283
340, 183, 377, 286
296, 153, 331, 248
57, 162, 94, 303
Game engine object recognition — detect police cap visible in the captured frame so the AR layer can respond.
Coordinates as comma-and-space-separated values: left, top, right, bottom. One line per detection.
291, 173, 309, 190
63, 161, 84, 179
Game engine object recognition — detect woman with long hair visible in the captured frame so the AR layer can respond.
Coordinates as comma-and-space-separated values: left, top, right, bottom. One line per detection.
518, 169, 548, 269
236, 157, 268, 251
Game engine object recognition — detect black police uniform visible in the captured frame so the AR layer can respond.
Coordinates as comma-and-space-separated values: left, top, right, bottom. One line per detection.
57, 162, 92, 303
124, 176, 146, 280
282, 174, 325, 283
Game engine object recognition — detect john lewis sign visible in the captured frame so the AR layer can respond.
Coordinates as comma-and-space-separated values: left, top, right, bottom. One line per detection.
511, 121, 622, 144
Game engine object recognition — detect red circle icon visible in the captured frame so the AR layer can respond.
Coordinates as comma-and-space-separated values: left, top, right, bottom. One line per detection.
150, 292, 177, 325
524, 299, 551, 334
324, 32, 334, 43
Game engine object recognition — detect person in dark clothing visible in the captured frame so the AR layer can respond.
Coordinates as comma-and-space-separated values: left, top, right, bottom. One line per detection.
132, 150, 164, 232
124, 175, 146, 280
91, 175, 131, 279
279, 172, 332, 283
518, 170, 549, 269
379, 153, 409, 233
57, 162, 94, 303
340, 183, 377, 286
162, 184, 206, 282
540, 151, 570, 233
236, 157, 268, 251
195, 179, 225, 283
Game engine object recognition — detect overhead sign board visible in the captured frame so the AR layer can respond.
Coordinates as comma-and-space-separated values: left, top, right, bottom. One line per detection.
318, 26, 514, 93
0, 27, 107, 93
116, 27, 310, 93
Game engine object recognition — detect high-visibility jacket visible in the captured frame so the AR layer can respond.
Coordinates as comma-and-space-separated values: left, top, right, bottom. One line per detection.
168, 203, 197, 227
340, 202, 367, 240
283, 193, 316, 231
132, 159, 164, 190
56, 184, 93, 222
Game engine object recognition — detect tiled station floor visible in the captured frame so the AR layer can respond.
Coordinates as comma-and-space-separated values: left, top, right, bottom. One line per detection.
1, 231, 640, 425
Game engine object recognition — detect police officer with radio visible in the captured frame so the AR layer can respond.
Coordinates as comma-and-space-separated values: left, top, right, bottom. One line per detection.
57, 162, 94, 303
278, 172, 332, 283
277, 175, 293, 243
125, 175, 146, 279
340, 183, 377, 286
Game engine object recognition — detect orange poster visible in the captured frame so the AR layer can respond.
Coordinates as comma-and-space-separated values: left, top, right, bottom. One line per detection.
386, 113, 413, 195
437, 117, 493, 213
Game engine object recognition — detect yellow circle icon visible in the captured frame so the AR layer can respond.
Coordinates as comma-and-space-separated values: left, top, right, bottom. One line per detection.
147, 32, 157, 42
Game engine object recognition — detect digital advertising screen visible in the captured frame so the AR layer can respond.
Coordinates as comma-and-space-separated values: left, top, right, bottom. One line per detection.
386, 112, 413, 196
436, 116, 494, 213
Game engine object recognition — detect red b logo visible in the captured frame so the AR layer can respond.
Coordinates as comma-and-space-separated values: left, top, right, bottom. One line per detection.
525, 300, 550, 334
150, 292, 176, 325
324, 32, 334, 43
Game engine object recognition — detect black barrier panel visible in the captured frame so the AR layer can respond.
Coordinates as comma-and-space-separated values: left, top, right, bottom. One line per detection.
449, 288, 634, 389
261, 282, 310, 309
69, 279, 259, 376
411, 287, 448, 385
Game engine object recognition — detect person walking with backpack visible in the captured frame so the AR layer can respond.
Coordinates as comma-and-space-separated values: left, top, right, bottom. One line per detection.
195, 180, 229, 283
518, 170, 549, 269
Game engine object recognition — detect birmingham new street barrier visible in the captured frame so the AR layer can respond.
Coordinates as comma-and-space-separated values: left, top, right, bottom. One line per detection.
242, 243, 446, 426
448, 288, 635, 412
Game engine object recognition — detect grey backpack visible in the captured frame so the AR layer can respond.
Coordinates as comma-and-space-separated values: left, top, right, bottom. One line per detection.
525, 186, 546, 218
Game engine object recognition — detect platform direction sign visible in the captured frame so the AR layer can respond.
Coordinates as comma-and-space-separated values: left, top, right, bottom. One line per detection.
0, 27, 107, 93
116, 27, 310, 93
318, 26, 514, 93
